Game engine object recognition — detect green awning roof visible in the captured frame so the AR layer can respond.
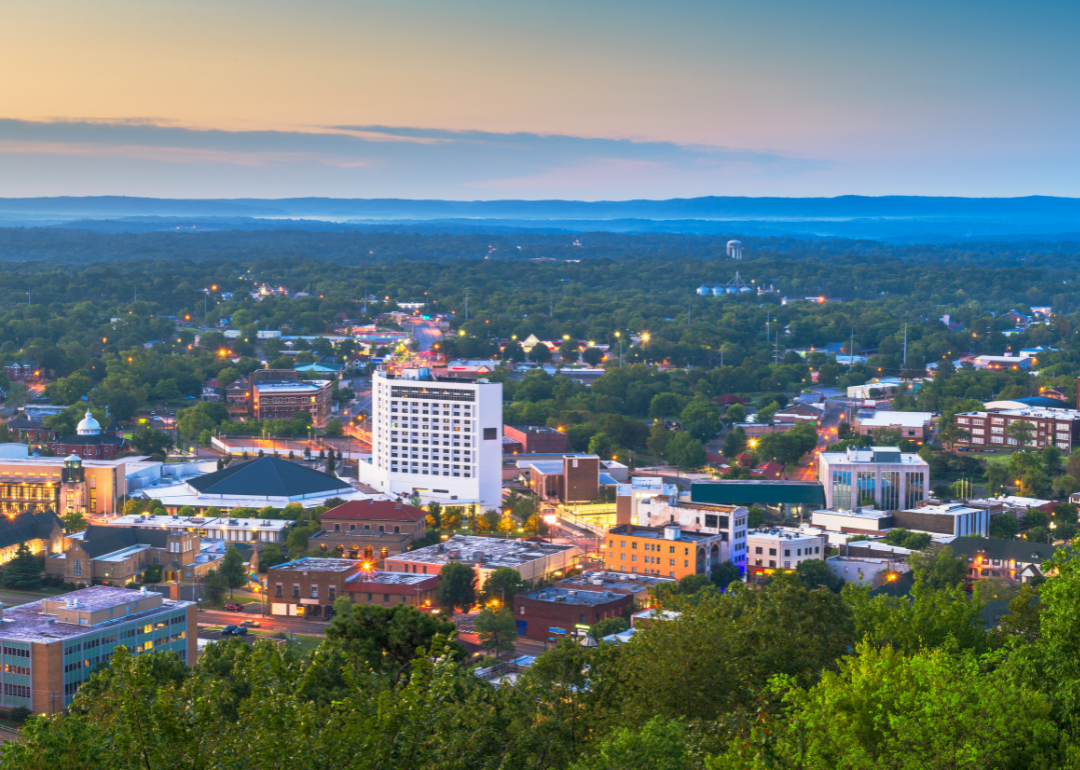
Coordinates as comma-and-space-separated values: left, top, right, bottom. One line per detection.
690, 481, 826, 507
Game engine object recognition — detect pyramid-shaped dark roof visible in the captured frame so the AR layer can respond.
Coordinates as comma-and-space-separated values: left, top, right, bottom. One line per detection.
187, 456, 351, 498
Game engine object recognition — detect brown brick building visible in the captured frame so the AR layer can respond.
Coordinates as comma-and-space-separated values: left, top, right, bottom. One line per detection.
52, 525, 207, 587
523, 455, 600, 503
343, 570, 439, 608
503, 425, 571, 455
267, 557, 362, 619
955, 406, 1080, 451
225, 369, 334, 427
307, 499, 427, 560
513, 586, 632, 642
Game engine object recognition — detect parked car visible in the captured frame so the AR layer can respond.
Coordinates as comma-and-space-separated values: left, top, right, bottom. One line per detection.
223, 603, 244, 612
239, 620, 260, 628
221, 625, 240, 636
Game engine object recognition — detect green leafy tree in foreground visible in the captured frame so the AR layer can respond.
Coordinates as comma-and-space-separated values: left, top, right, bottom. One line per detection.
219, 547, 248, 597
474, 607, 517, 656
202, 568, 227, 605
1, 544, 41, 591
436, 562, 477, 613
709, 642, 1066, 769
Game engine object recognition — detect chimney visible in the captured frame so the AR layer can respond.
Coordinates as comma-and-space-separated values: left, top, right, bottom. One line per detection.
626, 523, 633, 535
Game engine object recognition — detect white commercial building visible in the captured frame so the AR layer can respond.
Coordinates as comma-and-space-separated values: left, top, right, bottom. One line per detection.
359, 367, 504, 509
745, 528, 825, 579
108, 512, 290, 543
854, 411, 935, 443
892, 502, 989, 538
818, 446, 929, 511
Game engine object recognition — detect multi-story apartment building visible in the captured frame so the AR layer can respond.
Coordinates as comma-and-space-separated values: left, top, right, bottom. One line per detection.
224, 369, 333, 426
0, 586, 196, 713
954, 407, 1080, 451
604, 523, 728, 579
638, 499, 748, 573
745, 528, 826, 581
360, 367, 504, 509
818, 446, 929, 511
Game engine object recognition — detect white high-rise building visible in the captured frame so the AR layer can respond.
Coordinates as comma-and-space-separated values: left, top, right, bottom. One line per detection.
359, 367, 503, 509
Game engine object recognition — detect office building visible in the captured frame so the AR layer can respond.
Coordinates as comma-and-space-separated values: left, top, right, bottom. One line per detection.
0, 586, 196, 713
359, 367, 504, 509
605, 523, 727, 579
267, 557, 362, 619
637, 499, 748, 572
818, 446, 929, 511
745, 528, 826, 580
954, 407, 1080, 451
0, 454, 128, 517
892, 503, 989, 538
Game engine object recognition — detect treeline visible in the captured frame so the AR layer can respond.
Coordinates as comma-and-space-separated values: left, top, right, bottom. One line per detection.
5, 550, 1080, 769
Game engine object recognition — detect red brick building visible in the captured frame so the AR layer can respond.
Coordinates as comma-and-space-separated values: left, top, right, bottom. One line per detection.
307, 499, 428, 559
47, 410, 129, 461
503, 424, 570, 454
344, 570, 439, 608
524, 455, 600, 503
513, 586, 632, 642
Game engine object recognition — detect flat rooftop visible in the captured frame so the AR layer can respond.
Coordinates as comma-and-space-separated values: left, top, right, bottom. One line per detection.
254, 381, 330, 392
608, 524, 714, 543
506, 425, 564, 435
903, 503, 978, 515
392, 535, 577, 569
959, 407, 1080, 420
270, 557, 361, 573
110, 514, 290, 531
556, 570, 674, 593
748, 528, 823, 542
0, 586, 193, 644
857, 411, 935, 427
520, 587, 625, 607
345, 570, 437, 586
812, 508, 891, 520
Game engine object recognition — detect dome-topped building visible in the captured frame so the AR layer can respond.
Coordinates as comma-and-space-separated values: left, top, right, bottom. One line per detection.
48, 409, 129, 460
76, 410, 101, 436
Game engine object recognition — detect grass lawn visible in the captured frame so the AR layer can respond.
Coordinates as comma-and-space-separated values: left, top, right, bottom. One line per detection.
981, 452, 1020, 467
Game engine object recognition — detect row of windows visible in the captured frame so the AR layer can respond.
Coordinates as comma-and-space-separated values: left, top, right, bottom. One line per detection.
753, 545, 821, 557
609, 539, 691, 556
2, 646, 29, 659
3, 664, 29, 676
3, 683, 30, 698
390, 387, 476, 402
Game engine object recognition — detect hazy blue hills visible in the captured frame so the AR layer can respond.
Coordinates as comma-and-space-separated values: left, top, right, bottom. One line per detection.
4, 195, 1080, 241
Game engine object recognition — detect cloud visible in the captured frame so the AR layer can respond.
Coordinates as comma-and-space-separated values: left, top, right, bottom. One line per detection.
0, 118, 825, 199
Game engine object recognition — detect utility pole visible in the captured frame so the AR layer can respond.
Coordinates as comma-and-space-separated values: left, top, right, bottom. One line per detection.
465, 288, 469, 321
903, 323, 907, 366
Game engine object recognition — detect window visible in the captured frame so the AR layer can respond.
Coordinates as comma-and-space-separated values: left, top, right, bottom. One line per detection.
328, 586, 336, 601
275, 584, 283, 598
310, 585, 319, 600
483, 428, 497, 440
292, 584, 300, 599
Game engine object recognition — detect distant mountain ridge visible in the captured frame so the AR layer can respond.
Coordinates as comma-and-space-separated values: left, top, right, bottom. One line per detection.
3, 195, 1080, 221
3, 196, 1080, 242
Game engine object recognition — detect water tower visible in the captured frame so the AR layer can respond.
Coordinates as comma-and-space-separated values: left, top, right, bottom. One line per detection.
726, 240, 743, 260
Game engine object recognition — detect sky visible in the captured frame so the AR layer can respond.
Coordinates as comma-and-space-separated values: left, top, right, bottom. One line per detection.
1, 0, 1079, 200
